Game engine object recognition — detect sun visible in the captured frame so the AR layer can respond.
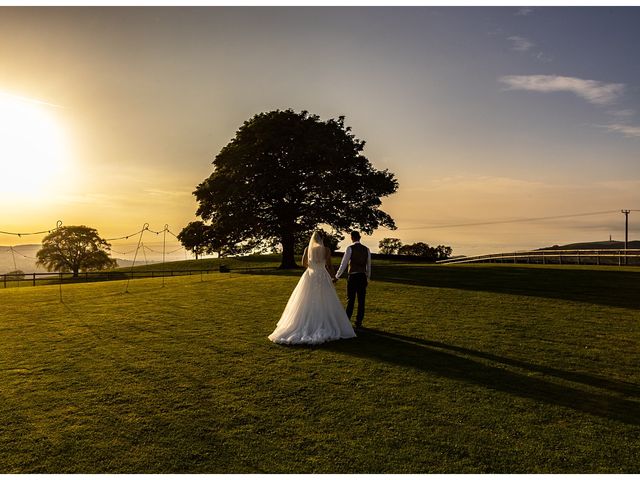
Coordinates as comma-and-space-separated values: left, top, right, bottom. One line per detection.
0, 91, 71, 200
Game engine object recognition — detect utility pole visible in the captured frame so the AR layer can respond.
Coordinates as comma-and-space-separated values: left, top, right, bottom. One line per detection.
622, 209, 630, 265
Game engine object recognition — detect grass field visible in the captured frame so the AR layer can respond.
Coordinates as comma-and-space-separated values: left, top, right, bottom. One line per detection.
1, 261, 639, 473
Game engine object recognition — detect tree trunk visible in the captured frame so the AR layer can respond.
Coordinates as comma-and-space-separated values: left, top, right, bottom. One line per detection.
72, 268, 79, 278
279, 231, 297, 269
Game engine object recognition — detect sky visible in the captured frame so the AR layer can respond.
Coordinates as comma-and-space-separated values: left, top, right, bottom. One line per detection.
0, 5, 639, 258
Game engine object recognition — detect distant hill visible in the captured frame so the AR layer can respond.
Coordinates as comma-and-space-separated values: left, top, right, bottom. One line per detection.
540, 240, 640, 250
114, 258, 159, 268
0, 244, 159, 274
0, 244, 44, 274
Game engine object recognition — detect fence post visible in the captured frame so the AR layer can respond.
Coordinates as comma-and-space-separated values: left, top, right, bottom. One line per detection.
3, 274, 5, 288
542, 252, 546, 265
577, 251, 580, 265
33, 273, 36, 287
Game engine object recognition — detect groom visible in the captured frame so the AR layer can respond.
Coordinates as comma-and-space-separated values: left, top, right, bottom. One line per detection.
333, 231, 371, 330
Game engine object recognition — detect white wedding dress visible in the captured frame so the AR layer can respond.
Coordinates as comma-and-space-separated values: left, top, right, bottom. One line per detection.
268, 234, 356, 345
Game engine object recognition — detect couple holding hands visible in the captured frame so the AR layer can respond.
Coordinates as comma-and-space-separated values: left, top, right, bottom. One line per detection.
268, 230, 371, 345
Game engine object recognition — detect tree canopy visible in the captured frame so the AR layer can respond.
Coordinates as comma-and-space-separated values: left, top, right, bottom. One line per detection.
378, 237, 403, 255
178, 220, 248, 259
397, 242, 453, 261
36, 226, 117, 277
193, 109, 398, 268
177, 221, 210, 260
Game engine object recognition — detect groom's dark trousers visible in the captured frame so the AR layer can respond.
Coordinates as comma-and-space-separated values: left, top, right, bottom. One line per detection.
346, 272, 367, 327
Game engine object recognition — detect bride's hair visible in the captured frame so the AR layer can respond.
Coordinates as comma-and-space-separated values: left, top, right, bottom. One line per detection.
310, 231, 324, 246
307, 231, 326, 265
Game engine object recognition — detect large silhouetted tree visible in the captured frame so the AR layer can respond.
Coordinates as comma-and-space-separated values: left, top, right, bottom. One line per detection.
193, 109, 398, 268
36, 226, 117, 277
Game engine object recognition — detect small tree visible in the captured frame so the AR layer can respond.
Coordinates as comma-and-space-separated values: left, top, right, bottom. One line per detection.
435, 245, 453, 260
398, 242, 453, 260
177, 221, 210, 260
178, 221, 251, 259
37, 226, 116, 277
378, 237, 403, 255
398, 242, 430, 257
6, 270, 25, 281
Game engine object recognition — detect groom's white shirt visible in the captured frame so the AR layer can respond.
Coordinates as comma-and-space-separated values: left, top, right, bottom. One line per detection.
335, 241, 371, 280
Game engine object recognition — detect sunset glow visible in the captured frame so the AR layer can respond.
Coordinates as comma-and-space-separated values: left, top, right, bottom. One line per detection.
0, 92, 70, 200
0, 7, 638, 257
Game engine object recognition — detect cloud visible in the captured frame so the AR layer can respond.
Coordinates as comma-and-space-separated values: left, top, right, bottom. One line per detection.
505, 35, 551, 63
515, 7, 534, 16
508, 36, 534, 52
607, 109, 636, 118
499, 75, 625, 105
534, 51, 553, 63
598, 123, 640, 138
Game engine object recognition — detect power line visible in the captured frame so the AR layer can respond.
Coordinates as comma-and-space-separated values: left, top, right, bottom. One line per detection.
7, 246, 38, 260
104, 228, 148, 241
109, 248, 138, 256
400, 210, 621, 230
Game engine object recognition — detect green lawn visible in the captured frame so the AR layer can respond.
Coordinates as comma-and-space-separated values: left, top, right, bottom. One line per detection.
1, 263, 639, 473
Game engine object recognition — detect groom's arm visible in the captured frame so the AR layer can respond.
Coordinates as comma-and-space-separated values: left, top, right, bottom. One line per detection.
366, 248, 371, 281
335, 246, 352, 279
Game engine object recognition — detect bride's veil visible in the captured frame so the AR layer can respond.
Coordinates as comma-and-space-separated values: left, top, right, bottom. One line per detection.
307, 231, 325, 264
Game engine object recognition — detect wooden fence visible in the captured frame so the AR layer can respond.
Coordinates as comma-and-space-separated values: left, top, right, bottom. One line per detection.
0, 266, 273, 289
437, 249, 640, 266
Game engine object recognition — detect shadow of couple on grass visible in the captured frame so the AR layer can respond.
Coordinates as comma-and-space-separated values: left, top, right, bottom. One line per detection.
320, 328, 640, 426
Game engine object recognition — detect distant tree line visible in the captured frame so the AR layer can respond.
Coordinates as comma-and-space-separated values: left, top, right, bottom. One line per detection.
378, 237, 452, 261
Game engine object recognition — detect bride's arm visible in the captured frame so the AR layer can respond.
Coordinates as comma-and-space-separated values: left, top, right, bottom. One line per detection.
302, 247, 309, 268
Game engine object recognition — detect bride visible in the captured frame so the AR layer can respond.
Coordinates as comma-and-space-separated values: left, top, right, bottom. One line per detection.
268, 231, 356, 345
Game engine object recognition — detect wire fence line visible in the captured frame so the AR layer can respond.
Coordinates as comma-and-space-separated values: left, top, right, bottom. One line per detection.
437, 249, 640, 266
1, 266, 274, 290
0, 221, 194, 275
